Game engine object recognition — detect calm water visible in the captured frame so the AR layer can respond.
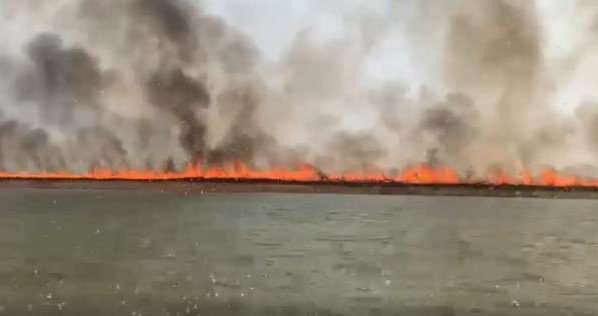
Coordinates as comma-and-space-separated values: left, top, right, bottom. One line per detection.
1, 188, 598, 315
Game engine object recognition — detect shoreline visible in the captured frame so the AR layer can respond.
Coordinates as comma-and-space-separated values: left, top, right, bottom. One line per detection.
0, 178, 598, 199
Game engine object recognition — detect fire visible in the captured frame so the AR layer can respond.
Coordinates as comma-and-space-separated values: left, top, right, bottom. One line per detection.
1, 161, 598, 187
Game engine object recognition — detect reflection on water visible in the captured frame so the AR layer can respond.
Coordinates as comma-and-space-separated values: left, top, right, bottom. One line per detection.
1, 188, 598, 315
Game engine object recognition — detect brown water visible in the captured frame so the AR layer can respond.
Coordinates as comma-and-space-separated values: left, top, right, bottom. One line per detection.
1, 188, 597, 315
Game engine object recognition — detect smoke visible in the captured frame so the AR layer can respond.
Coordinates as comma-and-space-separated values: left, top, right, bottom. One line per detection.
418, 93, 479, 169
0, 0, 597, 177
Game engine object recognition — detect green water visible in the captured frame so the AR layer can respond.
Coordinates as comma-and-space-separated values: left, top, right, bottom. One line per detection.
1, 188, 597, 315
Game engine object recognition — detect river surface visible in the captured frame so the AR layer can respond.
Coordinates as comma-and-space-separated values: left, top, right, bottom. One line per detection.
1, 188, 598, 315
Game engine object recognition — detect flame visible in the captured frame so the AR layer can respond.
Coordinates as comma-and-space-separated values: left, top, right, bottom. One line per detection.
1, 161, 598, 187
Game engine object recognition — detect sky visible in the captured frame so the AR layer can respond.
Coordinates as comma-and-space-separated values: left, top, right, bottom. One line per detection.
202, 0, 598, 114
202, 0, 428, 92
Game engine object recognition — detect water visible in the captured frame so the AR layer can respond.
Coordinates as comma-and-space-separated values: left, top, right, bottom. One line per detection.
1, 188, 598, 315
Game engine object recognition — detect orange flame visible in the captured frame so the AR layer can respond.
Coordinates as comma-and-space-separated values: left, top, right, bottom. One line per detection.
1, 161, 598, 187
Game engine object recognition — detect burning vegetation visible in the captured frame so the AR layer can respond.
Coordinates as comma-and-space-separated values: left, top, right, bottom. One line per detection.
0, 162, 597, 189
1, 0, 598, 188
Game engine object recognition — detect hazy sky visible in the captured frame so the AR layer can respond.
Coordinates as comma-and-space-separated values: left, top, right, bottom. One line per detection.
204, 0, 367, 59
202, 0, 598, 113
202, 0, 427, 90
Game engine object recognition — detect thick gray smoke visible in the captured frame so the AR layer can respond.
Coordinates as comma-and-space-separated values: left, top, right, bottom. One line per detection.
0, 0, 597, 177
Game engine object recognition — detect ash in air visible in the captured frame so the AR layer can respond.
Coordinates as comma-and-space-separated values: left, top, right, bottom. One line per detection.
1, 0, 598, 179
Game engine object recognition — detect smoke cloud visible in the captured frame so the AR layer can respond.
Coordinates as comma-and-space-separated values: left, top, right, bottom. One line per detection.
0, 0, 597, 177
